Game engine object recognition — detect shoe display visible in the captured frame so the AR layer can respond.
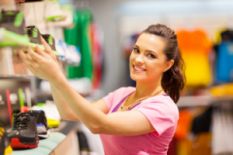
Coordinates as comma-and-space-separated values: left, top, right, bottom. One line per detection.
25, 25, 59, 55
29, 110, 49, 139
0, 10, 28, 47
8, 112, 39, 149
0, 10, 25, 35
32, 102, 61, 129
0, 127, 12, 155
0, 27, 30, 48
42, 34, 56, 50
55, 39, 81, 64
44, 1, 66, 23
25, 25, 42, 44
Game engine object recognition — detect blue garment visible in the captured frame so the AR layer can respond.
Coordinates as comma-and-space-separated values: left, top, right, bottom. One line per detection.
215, 42, 233, 83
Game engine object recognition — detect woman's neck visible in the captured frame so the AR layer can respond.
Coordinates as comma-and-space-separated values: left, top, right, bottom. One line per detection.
134, 80, 163, 99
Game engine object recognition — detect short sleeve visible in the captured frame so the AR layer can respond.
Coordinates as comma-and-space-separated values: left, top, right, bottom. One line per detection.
137, 98, 179, 136
103, 91, 115, 109
102, 87, 135, 111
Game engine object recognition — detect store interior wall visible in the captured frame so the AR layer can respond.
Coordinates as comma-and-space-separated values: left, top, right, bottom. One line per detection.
88, 0, 126, 93
88, 0, 233, 94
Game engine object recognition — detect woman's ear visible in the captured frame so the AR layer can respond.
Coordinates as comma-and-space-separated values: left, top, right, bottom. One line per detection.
164, 59, 174, 72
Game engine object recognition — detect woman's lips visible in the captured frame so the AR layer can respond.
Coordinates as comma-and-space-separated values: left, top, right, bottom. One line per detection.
132, 65, 146, 72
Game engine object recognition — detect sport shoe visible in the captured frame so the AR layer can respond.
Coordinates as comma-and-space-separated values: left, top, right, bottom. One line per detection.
42, 34, 56, 50
29, 110, 49, 139
25, 25, 41, 44
0, 10, 29, 48
8, 112, 39, 149
32, 102, 61, 129
26, 26, 57, 54
0, 127, 12, 155
0, 10, 25, 35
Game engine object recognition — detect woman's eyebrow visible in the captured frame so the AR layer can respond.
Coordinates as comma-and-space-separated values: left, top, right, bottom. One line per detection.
145, 49, 158, 56
133, 45, 139, 48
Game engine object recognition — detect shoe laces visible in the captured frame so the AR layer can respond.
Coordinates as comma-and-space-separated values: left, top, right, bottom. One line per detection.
14, 113, 30, 130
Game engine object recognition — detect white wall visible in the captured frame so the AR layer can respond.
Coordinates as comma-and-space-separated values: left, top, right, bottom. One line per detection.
88, 0, 233, 93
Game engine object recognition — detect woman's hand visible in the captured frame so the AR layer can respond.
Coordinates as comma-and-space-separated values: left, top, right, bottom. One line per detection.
19, 37, 65, 83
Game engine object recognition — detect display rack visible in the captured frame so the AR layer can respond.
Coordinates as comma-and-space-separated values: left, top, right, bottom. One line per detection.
0, 1, 82, 155
178, 95, 233, 107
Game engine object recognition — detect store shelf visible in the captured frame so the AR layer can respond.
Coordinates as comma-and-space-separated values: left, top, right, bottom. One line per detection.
178, 95, 233, 108
178, 95, 212, 107
12, 131, 79, 155
0, 75, 33, 81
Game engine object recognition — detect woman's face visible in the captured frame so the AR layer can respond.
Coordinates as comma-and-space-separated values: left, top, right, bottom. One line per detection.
129, 33, 173, 82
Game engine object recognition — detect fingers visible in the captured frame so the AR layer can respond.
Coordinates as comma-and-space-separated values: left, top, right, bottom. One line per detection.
19, 49, 39, 70
40, 36, 52, 52
19, 49, 31, 62
34, 46, 47, 57
40, 36, 57, 59
19, 47, 42, 63
29, 47, 45, 63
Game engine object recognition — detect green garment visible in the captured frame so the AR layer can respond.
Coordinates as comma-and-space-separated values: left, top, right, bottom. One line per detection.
64, 9, 93, 79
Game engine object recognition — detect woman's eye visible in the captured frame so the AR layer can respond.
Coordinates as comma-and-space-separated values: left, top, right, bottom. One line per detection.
147, 54, 156, 59
133, 47, 140, 54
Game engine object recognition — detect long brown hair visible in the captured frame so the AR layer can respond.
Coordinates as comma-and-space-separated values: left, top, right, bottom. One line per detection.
142, 24, 185, 103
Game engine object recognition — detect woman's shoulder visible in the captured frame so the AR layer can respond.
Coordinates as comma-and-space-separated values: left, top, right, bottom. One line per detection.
142, 94, 179, 118
145, 93, 175, 104
103, 86, 135, 102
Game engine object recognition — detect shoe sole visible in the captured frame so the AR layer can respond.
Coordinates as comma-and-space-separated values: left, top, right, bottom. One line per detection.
11, 137, 39, 149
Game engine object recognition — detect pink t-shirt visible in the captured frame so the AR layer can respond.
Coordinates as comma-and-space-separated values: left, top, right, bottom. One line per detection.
100, 87, 179, 155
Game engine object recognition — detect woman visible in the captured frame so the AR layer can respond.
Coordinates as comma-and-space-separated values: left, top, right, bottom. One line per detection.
20, 24, 185, 155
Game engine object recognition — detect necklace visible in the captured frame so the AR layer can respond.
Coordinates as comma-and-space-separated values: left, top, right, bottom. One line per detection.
119, 89, 164, 111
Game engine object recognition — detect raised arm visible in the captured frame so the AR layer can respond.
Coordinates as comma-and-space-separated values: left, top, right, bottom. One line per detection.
50, 83, 109, 121
19, 39, 154, 136
49, 76, 154, 135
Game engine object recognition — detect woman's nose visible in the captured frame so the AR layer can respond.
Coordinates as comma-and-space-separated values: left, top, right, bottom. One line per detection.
134, 54, 144, 64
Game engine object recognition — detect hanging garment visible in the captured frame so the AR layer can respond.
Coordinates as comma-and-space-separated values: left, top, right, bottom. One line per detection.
191, 106, 213, 135
209, 83, 233, 96
215, 42, 233, 83
212, 103, 233, 154
64, 9, 93, 80
90, 23, 103, 89
77, 131, 91, 153
175, 109, 193, 140
190, 133, 211, 155
177, 29, 212, 86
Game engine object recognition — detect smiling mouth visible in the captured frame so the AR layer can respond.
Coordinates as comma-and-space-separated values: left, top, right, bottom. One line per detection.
132, 65, 146, 72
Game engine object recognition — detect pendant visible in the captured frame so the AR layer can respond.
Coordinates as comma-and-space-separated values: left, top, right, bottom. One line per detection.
120, 106, 126, 111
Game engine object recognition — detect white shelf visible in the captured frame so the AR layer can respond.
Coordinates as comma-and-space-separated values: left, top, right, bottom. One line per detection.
178, 95, 233, 107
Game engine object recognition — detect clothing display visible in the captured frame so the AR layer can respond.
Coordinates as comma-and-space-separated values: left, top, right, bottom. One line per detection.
101, 87, 179, 155
177, 29, 213, 87
175, 109, 192, 140
2, 0, 233, 155
90, 23, 103, 89
209, 83, 233, 96
191, 106, 213, 135
64, 9, 93, 79
212, 103, 233, 154
215, 42, 233, 83
77, 130, 91, 153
